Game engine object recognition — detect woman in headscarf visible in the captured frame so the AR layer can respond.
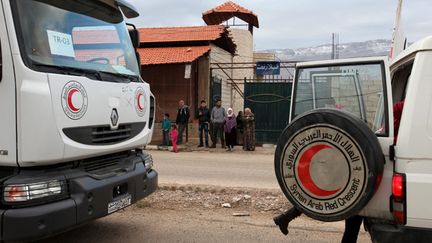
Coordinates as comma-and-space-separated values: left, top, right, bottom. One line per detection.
236, 111, 244, 145
243, 108, 256, 151
224, 108, 237, 152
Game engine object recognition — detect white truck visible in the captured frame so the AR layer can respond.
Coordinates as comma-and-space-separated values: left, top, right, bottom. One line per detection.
0, 0, 157, 241
275, 36, 432, 242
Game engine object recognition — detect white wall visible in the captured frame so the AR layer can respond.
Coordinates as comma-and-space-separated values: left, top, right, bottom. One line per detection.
230, 28, 254, 114
209, 45, 233, 110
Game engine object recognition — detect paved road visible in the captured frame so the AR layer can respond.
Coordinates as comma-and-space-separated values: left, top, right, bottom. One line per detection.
150, 149, 279, 189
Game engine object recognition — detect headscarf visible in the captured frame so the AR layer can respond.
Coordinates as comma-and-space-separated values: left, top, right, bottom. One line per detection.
224, 108, 236, 133
227, 108, 234, 117
244, 108, 253, 116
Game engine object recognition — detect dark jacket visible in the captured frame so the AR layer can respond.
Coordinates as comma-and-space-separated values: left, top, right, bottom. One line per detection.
176, 105, 190, 124
197, 107, 210, 124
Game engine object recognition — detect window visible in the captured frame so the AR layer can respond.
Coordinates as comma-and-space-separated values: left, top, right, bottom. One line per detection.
293, 63, 387, 134
392, 62, 413, 103
11, 0, 140, 82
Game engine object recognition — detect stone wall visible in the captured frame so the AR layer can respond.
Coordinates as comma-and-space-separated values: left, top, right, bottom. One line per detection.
209, 45, 233, 110
229, 28, 254, 114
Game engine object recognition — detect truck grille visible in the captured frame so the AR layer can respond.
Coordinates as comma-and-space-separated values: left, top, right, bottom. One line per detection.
80, 152, 130, 172
63, 122, 146, 145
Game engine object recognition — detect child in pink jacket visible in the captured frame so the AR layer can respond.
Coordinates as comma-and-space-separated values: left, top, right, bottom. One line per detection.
171, 124, 178, 153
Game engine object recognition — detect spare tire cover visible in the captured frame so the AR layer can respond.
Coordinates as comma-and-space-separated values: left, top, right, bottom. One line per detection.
275, 109, 384, 222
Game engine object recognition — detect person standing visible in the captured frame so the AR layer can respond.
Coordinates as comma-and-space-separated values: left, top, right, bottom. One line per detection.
236, 111, 244, 145
170, 124, 178, 153
175, 100, 190, 145
197, 100, 211, 147
210, 99, 226, 148
224, 108, 237, 151
242, 108, 256, 151
161, 113, 171, 147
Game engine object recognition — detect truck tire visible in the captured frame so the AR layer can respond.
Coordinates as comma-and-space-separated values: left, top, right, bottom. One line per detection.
275, 109, 384, 222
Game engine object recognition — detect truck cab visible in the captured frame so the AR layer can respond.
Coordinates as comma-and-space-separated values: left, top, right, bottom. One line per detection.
0, 0, 157, 241
275, 37, 432, 242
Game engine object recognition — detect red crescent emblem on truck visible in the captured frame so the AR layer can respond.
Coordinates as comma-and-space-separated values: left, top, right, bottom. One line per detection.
137, 93, 144, 111
67, 88, 80, 112
297, 144, 341, 197
134, 87, 146, 117
61, 81, 88, 120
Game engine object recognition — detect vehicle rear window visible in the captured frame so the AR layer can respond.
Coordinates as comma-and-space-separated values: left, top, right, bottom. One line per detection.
293, 63, 387, 135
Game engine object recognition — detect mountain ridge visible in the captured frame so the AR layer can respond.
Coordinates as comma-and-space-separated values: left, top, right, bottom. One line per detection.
261, 39, 392, 61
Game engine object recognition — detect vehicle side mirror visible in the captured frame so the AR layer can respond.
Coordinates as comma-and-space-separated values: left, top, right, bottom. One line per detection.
117, 0, 139, 18
129, 29, 140, 49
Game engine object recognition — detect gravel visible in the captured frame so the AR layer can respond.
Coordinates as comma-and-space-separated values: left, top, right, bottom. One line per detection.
137, 183, 291, 213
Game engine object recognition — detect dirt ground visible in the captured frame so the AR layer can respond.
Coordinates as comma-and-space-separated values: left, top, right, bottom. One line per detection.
41, 185, 371, 243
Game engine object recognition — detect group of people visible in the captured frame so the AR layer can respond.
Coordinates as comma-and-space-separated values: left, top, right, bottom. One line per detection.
161, 100, 190, 153
161, 99, 256, 152
203, 99, 256, 151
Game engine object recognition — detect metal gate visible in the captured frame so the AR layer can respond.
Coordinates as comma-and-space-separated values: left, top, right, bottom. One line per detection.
210, 76, 222, 108
244, 79, 292, 144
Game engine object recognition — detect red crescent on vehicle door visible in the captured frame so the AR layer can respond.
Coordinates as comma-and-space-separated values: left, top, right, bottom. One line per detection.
297, 144, 341, 197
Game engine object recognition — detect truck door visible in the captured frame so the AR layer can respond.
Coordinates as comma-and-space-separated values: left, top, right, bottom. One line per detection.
0, 2, 17, 166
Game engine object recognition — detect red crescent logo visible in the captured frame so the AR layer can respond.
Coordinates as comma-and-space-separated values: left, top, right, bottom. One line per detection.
297, 144, 341, 197
137, 93, 144, 111
67, 88, 80, 112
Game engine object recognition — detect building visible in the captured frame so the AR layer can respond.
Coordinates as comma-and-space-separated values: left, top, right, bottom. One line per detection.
138, 1, 258, 144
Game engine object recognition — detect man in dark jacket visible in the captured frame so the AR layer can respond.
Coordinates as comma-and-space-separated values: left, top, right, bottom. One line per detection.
176, 100, 190, 145
197, 100, 211, 147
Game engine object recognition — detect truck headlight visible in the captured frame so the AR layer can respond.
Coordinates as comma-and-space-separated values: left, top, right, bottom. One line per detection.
144, 154, 153, 171
3, 180, 68, 204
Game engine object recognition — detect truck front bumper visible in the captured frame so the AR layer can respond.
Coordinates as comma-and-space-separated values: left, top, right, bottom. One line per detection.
0, 153, 158, 242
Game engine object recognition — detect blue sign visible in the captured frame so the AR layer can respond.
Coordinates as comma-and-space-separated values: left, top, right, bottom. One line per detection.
256, 61, 280, 76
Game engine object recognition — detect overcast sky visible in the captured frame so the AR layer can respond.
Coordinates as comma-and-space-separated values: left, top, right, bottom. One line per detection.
127, 0, 432, 50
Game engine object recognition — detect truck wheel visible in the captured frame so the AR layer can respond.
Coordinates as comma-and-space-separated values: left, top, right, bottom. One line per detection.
275, 109, 384, 222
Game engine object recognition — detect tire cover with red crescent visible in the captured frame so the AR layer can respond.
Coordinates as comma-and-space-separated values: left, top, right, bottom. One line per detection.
275, 109, 384, 222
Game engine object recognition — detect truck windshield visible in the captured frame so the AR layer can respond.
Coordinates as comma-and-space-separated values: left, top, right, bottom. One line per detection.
293, 63, 387, 135
11, 0, 140, 81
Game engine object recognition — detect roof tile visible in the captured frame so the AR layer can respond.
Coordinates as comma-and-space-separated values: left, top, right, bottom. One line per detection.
202, 1, 259, 27
138, 46, 211, 65
138, 25, 225, 44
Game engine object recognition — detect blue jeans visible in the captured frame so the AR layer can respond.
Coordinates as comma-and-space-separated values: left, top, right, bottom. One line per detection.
162, 130, 170, 146
199, 123, 209, 146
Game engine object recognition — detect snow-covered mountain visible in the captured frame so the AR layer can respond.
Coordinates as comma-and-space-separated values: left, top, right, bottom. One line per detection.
264, 39, 392, 61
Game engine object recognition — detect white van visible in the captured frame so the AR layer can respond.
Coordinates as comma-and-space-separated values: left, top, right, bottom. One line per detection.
275, 36, 432, 242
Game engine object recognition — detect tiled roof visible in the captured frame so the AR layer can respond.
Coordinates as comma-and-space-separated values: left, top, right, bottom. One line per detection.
138, 25, 226, 44
202, 1, 259, 28
138, 46, 211, 65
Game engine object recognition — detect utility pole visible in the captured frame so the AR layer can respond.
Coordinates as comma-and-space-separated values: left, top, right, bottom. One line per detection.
331, 33, 339, 60
390, 0, 406, 60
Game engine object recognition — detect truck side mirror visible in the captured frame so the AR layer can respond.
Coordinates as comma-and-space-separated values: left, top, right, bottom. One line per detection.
117, 0, 140, 18
128, 29, 140, 49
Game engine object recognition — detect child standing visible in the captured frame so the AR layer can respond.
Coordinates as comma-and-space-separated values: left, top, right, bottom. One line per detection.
161, 113, 171, 147
170, 124, 179, 153
224, 108, 237, 152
